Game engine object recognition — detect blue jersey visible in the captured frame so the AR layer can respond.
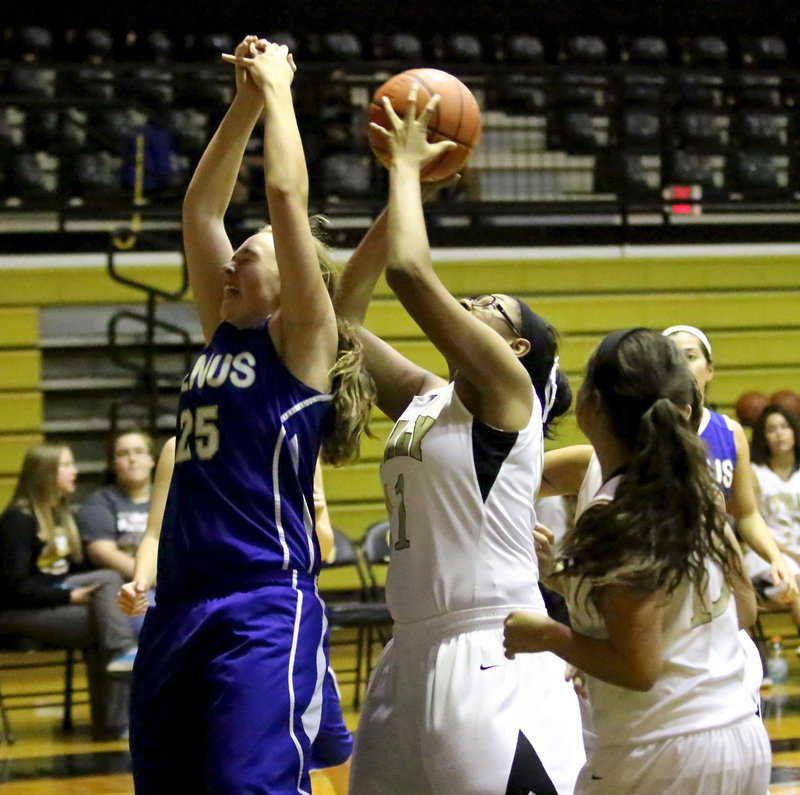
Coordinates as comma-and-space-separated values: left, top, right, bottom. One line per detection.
156, 321, 333, 601
699, 408, 737, 500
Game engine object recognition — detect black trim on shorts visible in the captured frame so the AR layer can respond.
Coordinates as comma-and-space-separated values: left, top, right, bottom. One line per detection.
505, 731, 558, 795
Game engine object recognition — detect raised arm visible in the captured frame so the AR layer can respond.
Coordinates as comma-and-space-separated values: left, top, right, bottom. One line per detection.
183, 36, 267, 343
224, 42, 337, 391
118, 437, 175, 616
375, 89, 533, 430
336, 188, 445, 421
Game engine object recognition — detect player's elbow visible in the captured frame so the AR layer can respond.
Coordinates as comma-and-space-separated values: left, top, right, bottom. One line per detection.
624, 661, 660, 692
386, 259, 425, 290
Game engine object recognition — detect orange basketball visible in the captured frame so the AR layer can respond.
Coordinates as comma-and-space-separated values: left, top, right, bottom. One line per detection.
735, 391, 770, 427
770, 390, 800, 418
368, 68, 482, 182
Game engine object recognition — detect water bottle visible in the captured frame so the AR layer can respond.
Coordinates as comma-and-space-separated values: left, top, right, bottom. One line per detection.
766, 636, 789, 684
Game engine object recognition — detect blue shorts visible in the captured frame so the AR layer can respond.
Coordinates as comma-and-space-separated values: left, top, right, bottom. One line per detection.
311, 661, 353, 769
130, 573, 327, 794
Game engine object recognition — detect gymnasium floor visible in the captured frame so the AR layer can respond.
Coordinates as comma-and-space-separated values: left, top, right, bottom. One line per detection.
2, 616, 800, 794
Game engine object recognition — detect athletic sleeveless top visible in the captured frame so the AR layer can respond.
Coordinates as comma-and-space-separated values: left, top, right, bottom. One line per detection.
157, 321, 333, 601
380, 382, 545, 624
753, 463, 800, 557
699, 408, 737, 499
566, 476, 754, 747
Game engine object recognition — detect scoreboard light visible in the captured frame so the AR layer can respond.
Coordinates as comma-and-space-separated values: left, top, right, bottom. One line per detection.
662, 185, 702, 201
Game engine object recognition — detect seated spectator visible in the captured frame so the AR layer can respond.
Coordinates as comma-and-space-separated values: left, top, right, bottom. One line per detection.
77, 429, 156, 652
745, 405, 800, 633
0, 443, 136, 740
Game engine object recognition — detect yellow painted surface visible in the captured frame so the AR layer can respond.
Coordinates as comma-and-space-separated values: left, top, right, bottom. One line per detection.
0, 391, 42, 432
0, 433, 43, 476
0, 350, 41, 390
0, 307, 38, 347
1, 266, 189, 306
0, 475, 15, 506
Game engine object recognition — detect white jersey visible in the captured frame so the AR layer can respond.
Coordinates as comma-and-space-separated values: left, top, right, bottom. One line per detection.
753, 463, 800, 558
380, 382, 545, 624
575, 453, 603, 522
565, 476, 757, 749
353, 382, 586, 793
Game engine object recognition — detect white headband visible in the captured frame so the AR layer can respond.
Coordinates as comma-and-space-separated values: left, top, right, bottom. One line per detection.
542, 356, 560, 422
662, 325, 713, 360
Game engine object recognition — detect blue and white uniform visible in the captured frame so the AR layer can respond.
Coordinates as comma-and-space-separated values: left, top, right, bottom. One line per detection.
694, 408, 765, 708
699, 408, 737, 501
130, 321, 334, 794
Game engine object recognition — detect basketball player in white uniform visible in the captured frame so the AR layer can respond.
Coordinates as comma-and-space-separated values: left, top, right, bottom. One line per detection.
336, 88, 585, 793
505, 328, 772, 793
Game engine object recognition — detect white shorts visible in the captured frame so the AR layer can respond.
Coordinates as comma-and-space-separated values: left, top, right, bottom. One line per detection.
575, 714, 771, 794
349, 607, 585, 795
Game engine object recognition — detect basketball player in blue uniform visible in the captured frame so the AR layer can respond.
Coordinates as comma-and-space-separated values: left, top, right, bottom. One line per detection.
663, 325, 794, 597
128, 38, 373, 794
120, 443, 353, 793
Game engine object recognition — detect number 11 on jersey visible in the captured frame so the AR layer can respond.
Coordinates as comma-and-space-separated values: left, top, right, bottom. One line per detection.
384, 474, 410, 550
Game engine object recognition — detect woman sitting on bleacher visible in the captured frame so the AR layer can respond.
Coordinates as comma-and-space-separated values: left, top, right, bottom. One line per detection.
0, 443, 136, 740
746, 406, 800, 632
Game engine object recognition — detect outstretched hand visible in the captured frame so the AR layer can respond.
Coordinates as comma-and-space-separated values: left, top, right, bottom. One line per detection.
222, 40, 296, 90
370, 86, 456, 171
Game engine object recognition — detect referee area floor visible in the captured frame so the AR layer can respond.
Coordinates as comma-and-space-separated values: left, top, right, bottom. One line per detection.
1, 615, 799, 794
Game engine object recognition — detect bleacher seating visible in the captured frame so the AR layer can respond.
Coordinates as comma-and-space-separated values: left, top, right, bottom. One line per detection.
1, 25, 799, 235
2, 23, 800, 539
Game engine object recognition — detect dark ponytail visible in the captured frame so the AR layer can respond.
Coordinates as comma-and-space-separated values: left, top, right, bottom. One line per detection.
514, 300, 571, 438
562, 329, 738, 599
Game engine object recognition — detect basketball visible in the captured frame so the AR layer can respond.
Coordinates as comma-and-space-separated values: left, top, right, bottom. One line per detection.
368, 68, 483, 181
770, 390, 800, 418
735, 391, 770, 427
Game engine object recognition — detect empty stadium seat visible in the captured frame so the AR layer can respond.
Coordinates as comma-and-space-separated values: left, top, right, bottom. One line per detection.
560, 35, 608, 64
502, 33, 545, 64
435, 33, 484, 62
740, 35, 788, 67
680, 35, 730, 66
373, 32, 424, 62
620, 35, 669, 65
7, 152, 59, 199
622, 108, 661, 147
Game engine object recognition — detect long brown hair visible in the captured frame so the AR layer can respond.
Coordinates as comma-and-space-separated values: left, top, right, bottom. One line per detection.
8, 443, 83, 566
750, 405, 800, 471
562, 329, 738, 601
312, 223, 376, 465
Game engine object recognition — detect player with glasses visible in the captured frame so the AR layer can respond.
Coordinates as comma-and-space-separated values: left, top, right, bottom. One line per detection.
336, 88, 585, 793
464, 294, 524, 338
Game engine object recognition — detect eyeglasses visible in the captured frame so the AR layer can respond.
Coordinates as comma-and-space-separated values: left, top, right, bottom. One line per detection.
467, 295, 523, 338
